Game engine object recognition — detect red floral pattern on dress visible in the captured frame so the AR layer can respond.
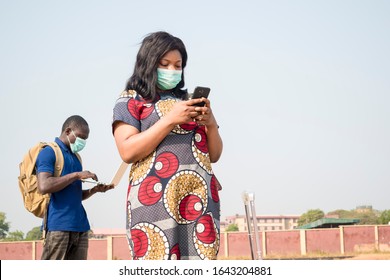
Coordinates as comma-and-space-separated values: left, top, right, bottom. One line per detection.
127, 99, 154, 120
155, 152, 179, 178
180, 122, 197, 131
131, 229, 148, 259
194, 127, 208, 154
195, 214, 217, 244
210, 175, 220, 202
179, 194, 203, 221
170, 244, 181, 260
138, 176, 163, 206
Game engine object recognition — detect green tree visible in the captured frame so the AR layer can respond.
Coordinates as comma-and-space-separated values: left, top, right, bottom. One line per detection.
0, 212, 10, 239
354, 211, 379, 225
378, 210, 390, 224
298, 209, 325, 226
328, 207, 380, 225
25, 227, 43, 241
225, 224, 239, 232
327, 209, 352, 219
4, 230, 24, 241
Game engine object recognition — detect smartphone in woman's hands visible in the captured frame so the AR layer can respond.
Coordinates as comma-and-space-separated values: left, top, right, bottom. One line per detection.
189, 86, 210, 106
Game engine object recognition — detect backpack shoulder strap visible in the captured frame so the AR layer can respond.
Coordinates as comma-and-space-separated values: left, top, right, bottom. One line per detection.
44, 142, 64, 177
24, 142, 46, 176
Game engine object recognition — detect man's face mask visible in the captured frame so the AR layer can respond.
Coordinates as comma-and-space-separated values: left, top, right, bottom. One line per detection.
156, 68, 182, 90
67, 130, 86, 153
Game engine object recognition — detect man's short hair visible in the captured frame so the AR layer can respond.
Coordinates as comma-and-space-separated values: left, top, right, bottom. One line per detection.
61, 115, 89, 133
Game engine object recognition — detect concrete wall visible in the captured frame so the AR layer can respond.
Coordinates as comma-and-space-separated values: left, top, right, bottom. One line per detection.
1, 225, 389, 260
343, 226, 377, 253
379, 226, 390, 251
305, 228, 340, 255
264, 230, 301, 256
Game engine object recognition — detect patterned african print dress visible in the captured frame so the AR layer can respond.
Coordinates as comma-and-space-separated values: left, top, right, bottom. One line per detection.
112, 90, 221, 260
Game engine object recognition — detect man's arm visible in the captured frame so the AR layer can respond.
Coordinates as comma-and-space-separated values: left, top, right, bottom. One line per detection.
36, 146, 98, 194
38, 171, 99, 195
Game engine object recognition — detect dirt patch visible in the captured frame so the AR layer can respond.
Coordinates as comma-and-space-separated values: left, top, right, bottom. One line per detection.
220, 253, 390, 260
347, 253, 390, 260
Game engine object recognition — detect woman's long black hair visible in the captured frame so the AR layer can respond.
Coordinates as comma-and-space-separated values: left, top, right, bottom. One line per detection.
126, 31, 188, 101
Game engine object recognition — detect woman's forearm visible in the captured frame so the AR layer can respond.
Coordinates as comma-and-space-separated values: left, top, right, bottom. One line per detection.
206, 123, 223, 163
114, 117, 176, 163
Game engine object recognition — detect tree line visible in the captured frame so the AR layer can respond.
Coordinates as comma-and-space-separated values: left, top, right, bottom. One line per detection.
297, 207, 390, 226
0, 212, 42, 241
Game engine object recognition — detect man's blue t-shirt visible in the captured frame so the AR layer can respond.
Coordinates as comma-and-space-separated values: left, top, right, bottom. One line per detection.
36, 137, 90, 232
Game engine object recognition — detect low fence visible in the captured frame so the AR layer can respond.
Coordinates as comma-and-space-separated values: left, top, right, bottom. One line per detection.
1, 225, 389, 260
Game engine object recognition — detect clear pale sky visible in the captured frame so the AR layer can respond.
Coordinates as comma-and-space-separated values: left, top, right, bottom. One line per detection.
1, 0, 389, 234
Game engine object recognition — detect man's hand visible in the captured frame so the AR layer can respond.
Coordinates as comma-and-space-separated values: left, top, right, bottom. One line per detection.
93, 183, 115, 193
78, 170, 99, 181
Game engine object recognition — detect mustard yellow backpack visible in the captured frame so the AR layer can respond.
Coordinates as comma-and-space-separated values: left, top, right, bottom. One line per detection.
18, 142, 64, 218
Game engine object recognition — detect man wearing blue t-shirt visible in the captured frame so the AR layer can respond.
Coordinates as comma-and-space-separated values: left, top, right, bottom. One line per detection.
36, 115, 114, 260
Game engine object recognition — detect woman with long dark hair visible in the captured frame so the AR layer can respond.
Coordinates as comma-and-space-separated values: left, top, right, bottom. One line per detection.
112, 31, 223, 260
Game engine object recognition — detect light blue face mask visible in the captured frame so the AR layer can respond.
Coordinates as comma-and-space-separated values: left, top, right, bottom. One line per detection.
157, 68, 182, 90
67, 130, 86, 153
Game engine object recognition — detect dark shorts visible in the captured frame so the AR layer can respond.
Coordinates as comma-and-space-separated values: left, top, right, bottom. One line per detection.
41, 231, 89, 260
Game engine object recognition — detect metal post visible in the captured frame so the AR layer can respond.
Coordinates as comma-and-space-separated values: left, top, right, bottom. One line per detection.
242, 191, 262, 260
242, 192, 255, 260
249, 193, 262, 260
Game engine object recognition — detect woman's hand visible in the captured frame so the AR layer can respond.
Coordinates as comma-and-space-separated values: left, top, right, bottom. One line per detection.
193, 98, 218, 128
164, 99, 201, 125
193, 98, 223, 162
